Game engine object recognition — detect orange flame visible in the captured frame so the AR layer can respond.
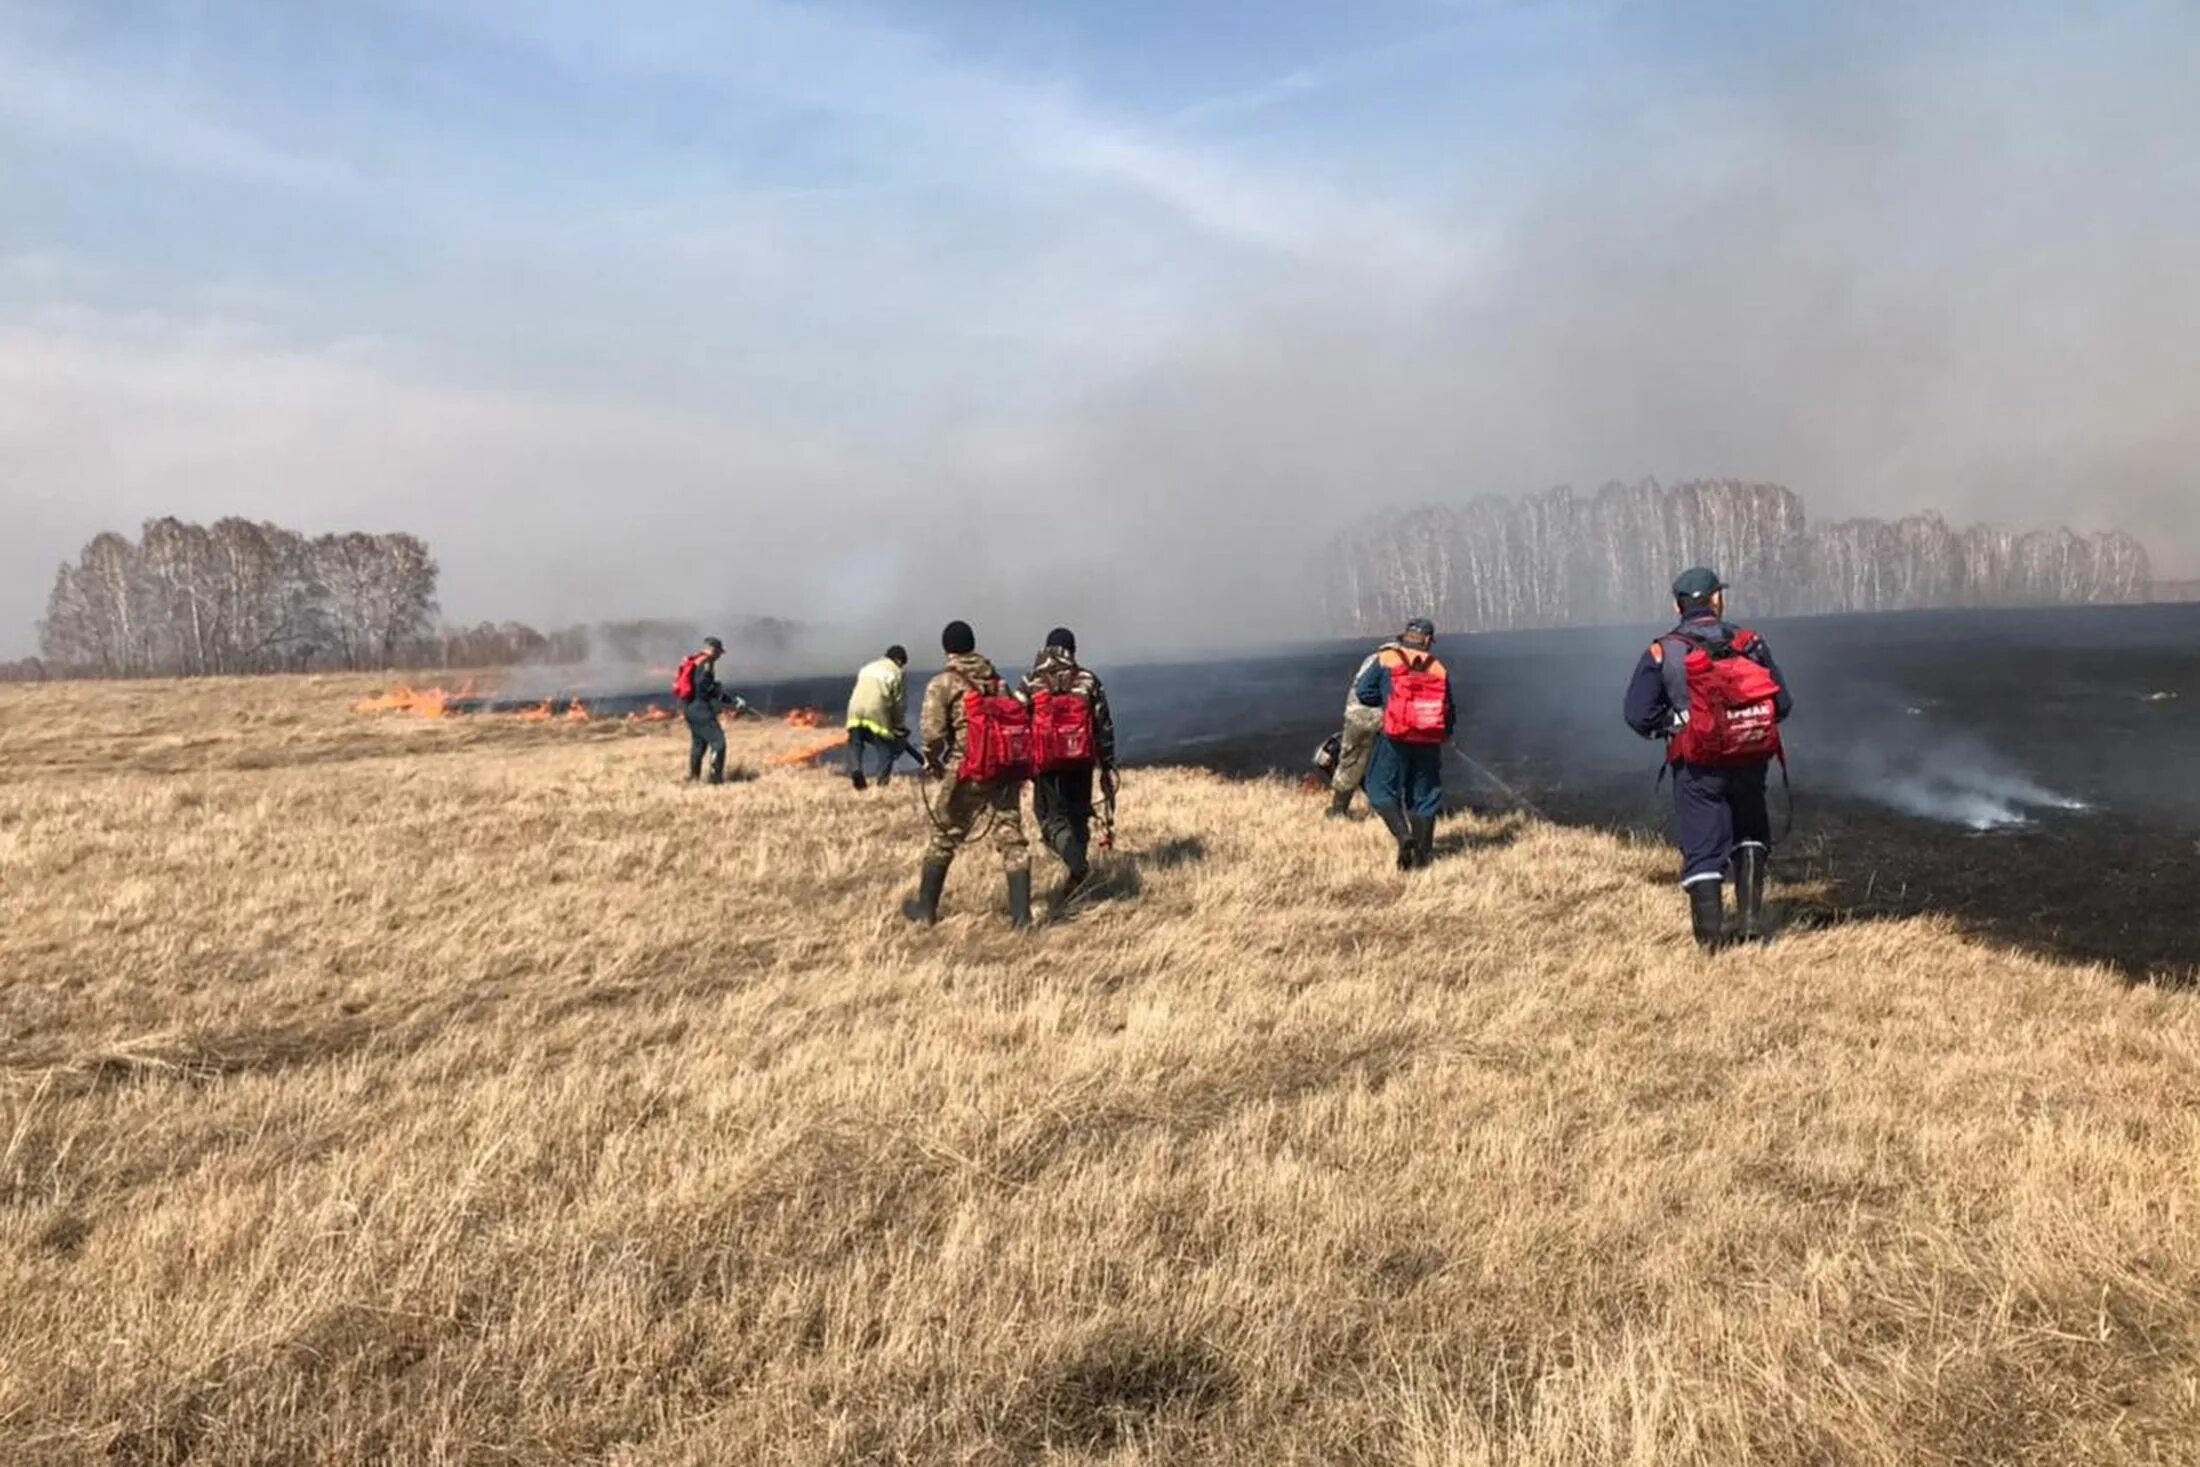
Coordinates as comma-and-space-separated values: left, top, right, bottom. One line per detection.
352, 686, 420, 715
564, 697, 592, 723
513, 700, 555, 722
625, 706, 675, 725
768, 733, 848, 768
351, 679, 474, 719
782, 707, 829, 728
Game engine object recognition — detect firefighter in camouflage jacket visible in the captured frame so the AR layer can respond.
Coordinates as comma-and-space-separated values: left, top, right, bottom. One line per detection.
1019, 627, 1116, 916
904, 620, 1031, 928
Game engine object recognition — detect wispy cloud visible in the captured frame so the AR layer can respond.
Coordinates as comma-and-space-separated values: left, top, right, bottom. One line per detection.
1, 0, 1468, 428
1040, 125, 1456, 281
1170, 69, 1326, 128
0, 36, 348, 191
399, 0, 1455, 271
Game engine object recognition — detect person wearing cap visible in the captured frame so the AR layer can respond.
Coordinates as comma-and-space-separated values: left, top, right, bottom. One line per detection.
1351, 617, 1456, 870
678, 636, 747, 784
905, 620, 1032, 928
843, 644, 911, 791
1018, 627, 1117, 916
1624, 568, 1795, 949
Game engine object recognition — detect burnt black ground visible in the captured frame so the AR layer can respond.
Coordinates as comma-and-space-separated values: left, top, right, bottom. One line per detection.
495, 605, 2200, 985
1123, 604, 2200, 987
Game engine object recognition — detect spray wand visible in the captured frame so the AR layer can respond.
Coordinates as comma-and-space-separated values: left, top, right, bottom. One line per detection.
1446, 741, 1545, 819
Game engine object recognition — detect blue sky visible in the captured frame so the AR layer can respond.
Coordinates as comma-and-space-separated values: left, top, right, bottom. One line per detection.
3, 1, 2197, 653
3, 0, 1547, 420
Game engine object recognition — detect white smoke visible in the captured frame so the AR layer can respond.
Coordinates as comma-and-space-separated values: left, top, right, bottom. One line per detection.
1819, 719, 2088, 831
1880, 773, 2086, 831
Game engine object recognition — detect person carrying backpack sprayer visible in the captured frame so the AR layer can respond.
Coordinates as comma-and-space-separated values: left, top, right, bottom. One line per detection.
1326, 645, 1387, 819
1353, 617, 1456, 870
673, 636, 750, 784
1624, 567, 1795, 950
1020, 627, 1116, 918
844, 645, 911, 791
903, 620, 1034, 929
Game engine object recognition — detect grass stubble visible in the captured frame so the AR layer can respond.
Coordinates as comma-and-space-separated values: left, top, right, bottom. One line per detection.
1, 675, 2196, 1465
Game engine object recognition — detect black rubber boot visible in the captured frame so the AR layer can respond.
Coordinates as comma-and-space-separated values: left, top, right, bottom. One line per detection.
1047, 828, 1091, 918
902, 860, 948, 926
1408, 815, 1435, 870
851, 768, 868, 792
1054, 824, 1091, 878
1007, 870, 1033, 930
1732, 846, 1768, 942
1688, 881, 1727, 952
1376, 806, 1414, 869
1326, 788, 1353, 819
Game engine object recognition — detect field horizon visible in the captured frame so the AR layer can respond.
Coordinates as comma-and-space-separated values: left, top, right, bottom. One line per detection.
3, 674, 2197, 1464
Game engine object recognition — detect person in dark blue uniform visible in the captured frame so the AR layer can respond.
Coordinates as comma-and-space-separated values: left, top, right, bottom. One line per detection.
1624, 568, 1794, 948
1353, 617, 1456, 870
678, 636, 749, 784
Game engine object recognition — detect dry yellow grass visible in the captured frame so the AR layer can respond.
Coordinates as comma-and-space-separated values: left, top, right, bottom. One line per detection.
3, 674, 2198, 1465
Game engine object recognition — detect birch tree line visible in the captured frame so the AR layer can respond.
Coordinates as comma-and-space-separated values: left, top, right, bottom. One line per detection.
22, 521, 808, 681
37, 519, 440, 677
1325, 479, 2156, 633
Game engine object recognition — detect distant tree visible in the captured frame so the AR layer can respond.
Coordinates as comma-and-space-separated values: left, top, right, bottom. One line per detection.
36, 519, 444, 679
1325, 479, 2154, 634
212, 519, 319, 671
427, 620, 554, 669
39, 532, 150, 676
140, 516, 220, 675
29, 521, 814, 681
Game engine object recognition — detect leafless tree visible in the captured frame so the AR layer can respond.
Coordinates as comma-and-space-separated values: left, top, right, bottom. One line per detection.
1327, 479, 2154, 634
37, 520, 442, 678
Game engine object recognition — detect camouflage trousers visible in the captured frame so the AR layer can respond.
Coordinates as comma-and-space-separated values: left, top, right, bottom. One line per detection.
925, 776, 1030, 873
1333, 705, 1383, 794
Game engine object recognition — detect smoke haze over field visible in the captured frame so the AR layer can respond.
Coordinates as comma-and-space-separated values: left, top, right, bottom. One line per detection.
3, 2, 2198, 658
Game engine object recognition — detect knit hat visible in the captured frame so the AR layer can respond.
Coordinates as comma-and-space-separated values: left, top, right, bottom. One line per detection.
941, 621, 976, 656
1044, 626, 1077, 656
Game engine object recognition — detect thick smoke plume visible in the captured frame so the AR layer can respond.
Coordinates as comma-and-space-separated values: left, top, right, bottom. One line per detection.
491, 616, 826, 703
960, 7, 2200, 653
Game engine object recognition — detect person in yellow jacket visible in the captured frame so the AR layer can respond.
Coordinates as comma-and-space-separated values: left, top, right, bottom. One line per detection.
843, 645, 910, 791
